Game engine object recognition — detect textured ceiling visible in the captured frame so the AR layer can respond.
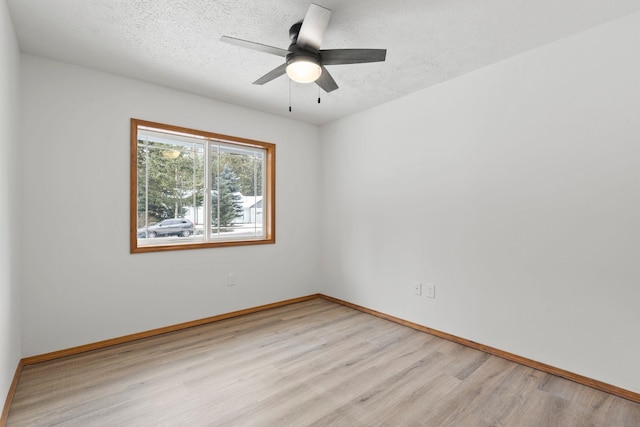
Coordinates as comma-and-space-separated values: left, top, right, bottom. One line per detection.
6, 0, 640, 125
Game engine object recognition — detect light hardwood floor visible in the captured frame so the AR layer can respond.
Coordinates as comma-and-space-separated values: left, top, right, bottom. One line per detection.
6, 299, 640, 426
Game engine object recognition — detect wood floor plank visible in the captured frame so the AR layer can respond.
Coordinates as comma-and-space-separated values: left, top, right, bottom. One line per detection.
7, 298, 640, 426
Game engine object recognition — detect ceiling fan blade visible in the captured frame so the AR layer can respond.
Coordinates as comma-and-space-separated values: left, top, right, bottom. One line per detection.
320, 49, 387, 65
253, 63, 288, 85
220, 36, 289, 57
296, 3, 331, 52
315, 66, 338, 93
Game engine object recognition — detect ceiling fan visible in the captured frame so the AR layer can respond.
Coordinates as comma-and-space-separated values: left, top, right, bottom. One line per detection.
220, 3, 387, 93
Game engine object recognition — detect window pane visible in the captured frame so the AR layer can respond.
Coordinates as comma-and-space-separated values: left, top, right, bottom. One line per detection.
137, 132, 205, 247
210, 143, 266, 240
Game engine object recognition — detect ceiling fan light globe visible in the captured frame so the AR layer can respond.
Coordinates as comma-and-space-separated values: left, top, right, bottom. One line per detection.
286, 57, 322, 83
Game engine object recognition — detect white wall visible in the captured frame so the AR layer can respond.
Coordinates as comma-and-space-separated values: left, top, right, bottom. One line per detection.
320, 12, 640, 393
0, 0, 21, 407
20, 55, 321, 356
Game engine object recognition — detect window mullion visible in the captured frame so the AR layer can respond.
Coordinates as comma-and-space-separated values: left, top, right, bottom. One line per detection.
203, 142, 211, 241
144, 137, 149, 236
253, 152, 258, 236
216, 144, 221, 237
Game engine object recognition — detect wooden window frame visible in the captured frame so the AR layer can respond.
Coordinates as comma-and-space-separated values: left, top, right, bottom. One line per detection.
130, 118, 275, 253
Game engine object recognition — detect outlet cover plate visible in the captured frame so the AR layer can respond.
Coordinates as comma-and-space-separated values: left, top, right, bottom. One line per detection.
425, 284, 435, 299
227, 273, 236, 286
413, 282, 422, 295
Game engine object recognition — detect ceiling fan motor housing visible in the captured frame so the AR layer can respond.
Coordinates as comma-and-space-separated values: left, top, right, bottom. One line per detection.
286, 49, 320, 65
288, 21, 320, 59
289, 22, 303, 43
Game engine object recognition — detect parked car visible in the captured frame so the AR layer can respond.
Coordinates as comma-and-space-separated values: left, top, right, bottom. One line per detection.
137, 218, 194, 238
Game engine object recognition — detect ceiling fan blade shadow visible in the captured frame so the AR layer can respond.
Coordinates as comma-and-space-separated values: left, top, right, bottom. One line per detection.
297, 3, 331, 52
316, 66, 338, 93
253, 63, 288, 85
320, 49, 387, 65
221, 36, 289, 57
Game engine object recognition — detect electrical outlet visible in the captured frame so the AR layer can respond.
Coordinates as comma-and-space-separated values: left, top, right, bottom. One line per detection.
227, 273, 236, 286
413, 282, 422, 296
425, 284, 435, 299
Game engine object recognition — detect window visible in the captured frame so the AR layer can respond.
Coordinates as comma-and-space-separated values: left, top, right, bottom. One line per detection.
130, 119, 275, 253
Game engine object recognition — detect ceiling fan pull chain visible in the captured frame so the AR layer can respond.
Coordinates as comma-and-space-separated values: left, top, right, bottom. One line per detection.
289, 79, 292, 112
318, 86, 321, 104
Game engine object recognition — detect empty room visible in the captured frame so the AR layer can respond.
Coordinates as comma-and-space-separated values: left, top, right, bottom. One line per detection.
1, 0, 640, 425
